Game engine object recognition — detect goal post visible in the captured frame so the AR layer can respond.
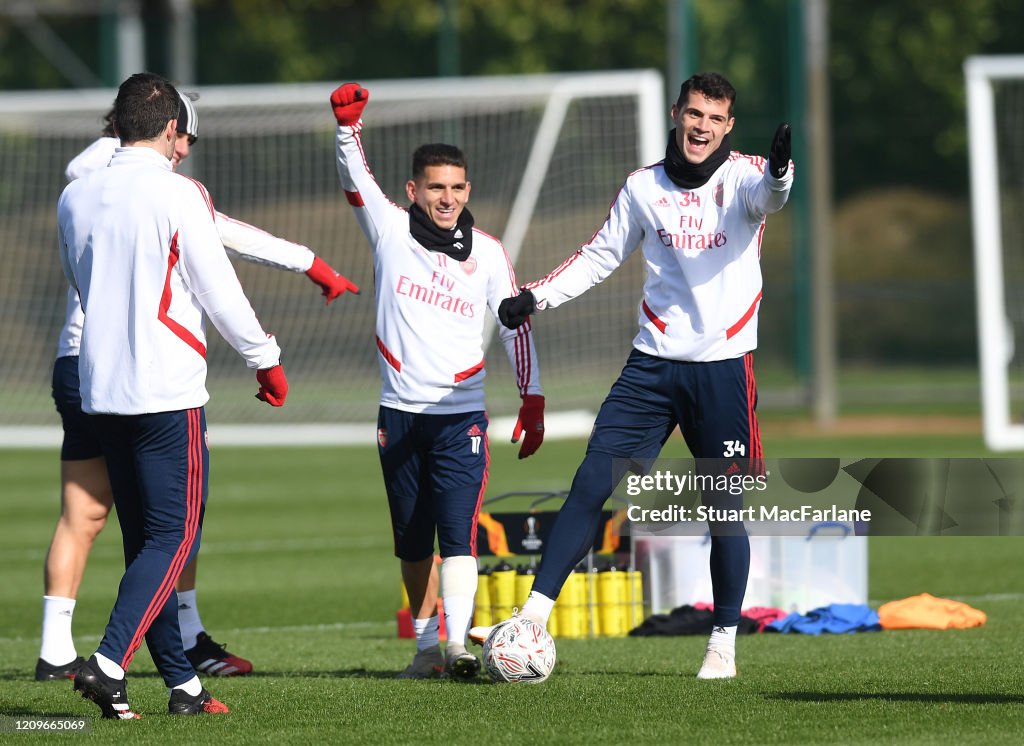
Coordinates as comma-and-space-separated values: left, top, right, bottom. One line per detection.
0, 70, 665, 446
965, 56, 1024, 451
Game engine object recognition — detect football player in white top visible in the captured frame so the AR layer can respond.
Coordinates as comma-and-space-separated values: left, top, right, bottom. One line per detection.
331, 82, 544, 680
483, 72, 794, 681
59, 72, 288, 717
38, 89, 356, 684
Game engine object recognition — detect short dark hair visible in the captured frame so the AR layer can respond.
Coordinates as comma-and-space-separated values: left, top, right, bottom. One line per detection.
112, 72, 179, 143
676, 72, 737, 116
102, 91, 198, 143
101, 106, 116, 138
411, 143, 467, 180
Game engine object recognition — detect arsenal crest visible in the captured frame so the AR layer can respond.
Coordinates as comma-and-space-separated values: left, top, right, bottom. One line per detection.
377, 427, 389, 448
461, 256, 477, 275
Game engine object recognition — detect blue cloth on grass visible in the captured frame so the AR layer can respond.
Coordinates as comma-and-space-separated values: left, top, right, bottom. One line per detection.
766, 603, 881, 634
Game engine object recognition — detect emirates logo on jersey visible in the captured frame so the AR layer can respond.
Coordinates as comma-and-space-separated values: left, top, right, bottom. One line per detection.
377, 428, 388, 448
461, 256, 477, 275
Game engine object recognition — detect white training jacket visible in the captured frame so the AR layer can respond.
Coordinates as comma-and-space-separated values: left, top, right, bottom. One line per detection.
528, 151, 794, 362
58, 136, 315, 359
58, 146, 281, 415
335, 122, 541, 414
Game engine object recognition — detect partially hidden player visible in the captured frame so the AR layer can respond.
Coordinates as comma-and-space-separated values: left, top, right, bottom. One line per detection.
37, 90, 358, 684
57, 72, 289, 717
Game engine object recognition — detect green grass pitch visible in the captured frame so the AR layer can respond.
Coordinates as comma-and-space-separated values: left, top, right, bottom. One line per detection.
1, 434, 1022, 744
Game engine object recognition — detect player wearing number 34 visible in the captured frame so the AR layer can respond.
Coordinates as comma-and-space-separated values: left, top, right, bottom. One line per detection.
330, 82, 544, 681
484, 72, 794, 681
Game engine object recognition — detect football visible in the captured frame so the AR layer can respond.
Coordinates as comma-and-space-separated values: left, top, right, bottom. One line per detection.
482, 617, 557, 684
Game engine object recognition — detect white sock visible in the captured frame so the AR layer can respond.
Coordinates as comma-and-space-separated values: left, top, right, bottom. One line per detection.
94, 651, 125, 680
708, 624, 737, 652
413, 615, 440, 651
521, 591, 556, 627
443, 596, 475, 648
40, 595, 77, 665
440, 556, 478, 646
170, 674, 203, 696
176, 590, 204, 650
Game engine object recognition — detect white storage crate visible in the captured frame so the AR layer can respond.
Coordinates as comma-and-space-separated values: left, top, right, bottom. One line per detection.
636, 522, 867, 615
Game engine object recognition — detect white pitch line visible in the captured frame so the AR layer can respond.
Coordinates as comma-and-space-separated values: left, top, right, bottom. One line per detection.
0, 410, 598, 448
945, 591, 1024, 603
864, 591, 1024, 606
0, 535, 389, 563
2, 592, 1023, 646
0, 620, 394, 645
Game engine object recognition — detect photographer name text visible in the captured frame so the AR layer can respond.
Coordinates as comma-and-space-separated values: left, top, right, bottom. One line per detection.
626, 504, 871, 523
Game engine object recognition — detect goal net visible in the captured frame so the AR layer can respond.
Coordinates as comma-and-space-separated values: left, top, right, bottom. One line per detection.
965, 56, 1024, 451
0, 70, 665, 445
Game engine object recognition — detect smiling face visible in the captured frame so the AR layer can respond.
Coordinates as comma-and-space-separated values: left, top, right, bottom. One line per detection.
405, 164, 471, 230
671, 90, 735, 164
171, 132, 192, 170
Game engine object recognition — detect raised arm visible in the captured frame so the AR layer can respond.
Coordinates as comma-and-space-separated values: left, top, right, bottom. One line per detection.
331, 83, 400, 249
739, 122, 794, 218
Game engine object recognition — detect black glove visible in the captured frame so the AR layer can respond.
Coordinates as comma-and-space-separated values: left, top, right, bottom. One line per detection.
498, 288, 536, 329
768, 122, 791, 178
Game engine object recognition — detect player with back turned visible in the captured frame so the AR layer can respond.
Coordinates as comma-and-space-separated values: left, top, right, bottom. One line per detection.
36, 91, 359, 684
58, 72, 289, 717
476, 72, 794, 679
330, 82, 545, 680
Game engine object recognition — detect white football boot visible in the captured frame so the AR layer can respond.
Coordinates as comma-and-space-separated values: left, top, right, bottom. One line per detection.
396, 644, 444, 679
467, 624, 495, 646
696, 646, 737, 680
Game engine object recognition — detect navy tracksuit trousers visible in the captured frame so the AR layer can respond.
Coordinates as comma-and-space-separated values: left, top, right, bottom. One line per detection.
92, 407, 207, 688
533, 349, 762, 627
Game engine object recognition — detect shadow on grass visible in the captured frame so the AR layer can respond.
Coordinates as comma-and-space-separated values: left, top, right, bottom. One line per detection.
0, 669, 166, 683
245, 668, 493, 684
0, 667, 489, 683
769, 692, 1024, 705
0, 706, 86, 717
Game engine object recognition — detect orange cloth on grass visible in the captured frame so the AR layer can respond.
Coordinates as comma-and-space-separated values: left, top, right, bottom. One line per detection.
878, 593, 986, 630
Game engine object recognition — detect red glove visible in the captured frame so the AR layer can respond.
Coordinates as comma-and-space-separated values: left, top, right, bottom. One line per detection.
512, 394, 545, 459
255, 364, 288, 407
305, 256, 359, 304
330, 83, 369, 126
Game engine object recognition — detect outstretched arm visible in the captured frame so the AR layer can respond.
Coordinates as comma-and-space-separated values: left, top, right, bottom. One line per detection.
214, 212, 359, 303
527, 182, 642, 311
497, 181, 642, 329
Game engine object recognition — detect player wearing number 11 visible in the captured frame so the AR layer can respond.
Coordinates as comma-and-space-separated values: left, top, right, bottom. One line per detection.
330, 82, 544, 680
485, 72, 794, 680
